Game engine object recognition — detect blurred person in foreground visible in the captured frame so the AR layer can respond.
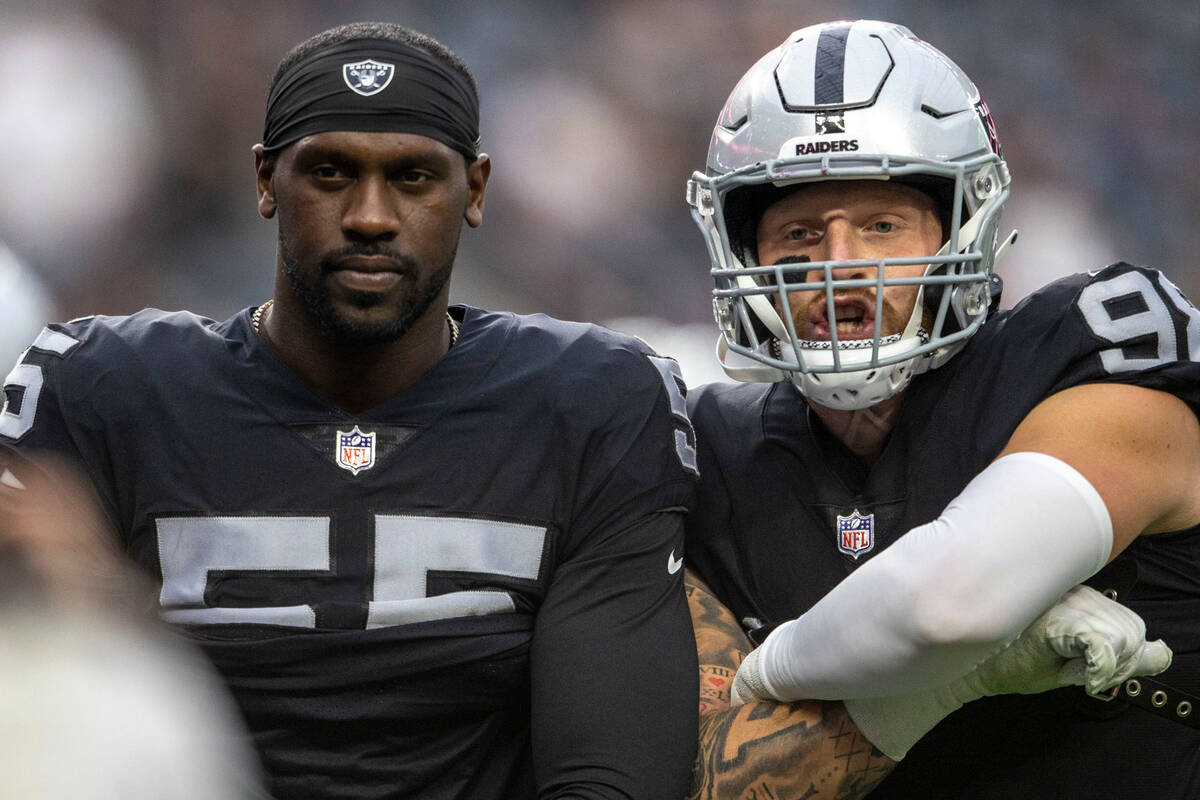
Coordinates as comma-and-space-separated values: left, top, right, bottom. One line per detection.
0, 21, 699, 799
0, 453, 263, 799
682, 19, 1200, 799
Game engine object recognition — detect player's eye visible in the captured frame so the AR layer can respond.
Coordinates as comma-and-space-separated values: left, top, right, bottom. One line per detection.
871, 220, 895, 233
397, 170, 433, 184
784, 226, 812, 241
311, 165, 344, 180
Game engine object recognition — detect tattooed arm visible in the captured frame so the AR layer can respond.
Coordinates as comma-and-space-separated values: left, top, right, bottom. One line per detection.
686, 570, 895, 800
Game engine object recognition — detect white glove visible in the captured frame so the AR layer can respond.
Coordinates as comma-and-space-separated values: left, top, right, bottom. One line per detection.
743, 586, 1172, 760
970, 584, 1172, 698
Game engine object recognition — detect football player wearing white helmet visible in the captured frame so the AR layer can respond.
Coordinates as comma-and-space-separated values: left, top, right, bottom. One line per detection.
684, 19, 1200, 799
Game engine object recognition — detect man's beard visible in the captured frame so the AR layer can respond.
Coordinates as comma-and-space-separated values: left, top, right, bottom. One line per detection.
279, 238, 455, 346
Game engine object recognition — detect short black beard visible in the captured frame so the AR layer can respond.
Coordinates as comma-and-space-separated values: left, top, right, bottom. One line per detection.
279, 238, 455, 346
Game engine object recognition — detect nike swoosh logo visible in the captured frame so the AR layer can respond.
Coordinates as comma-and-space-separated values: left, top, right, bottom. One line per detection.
667, 549, 684, 575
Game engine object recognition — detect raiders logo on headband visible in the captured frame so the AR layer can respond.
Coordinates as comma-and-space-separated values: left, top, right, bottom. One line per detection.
264, 41, 479, 157
343, 59, 394, 96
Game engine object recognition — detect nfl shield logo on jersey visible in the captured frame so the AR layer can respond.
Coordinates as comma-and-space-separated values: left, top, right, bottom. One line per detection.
836, 510, 875, 559
343, 60, 394, 96
336, 426, 376, 475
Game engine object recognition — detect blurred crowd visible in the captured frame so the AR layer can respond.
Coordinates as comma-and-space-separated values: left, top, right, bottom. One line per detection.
1, 0, 1198, 383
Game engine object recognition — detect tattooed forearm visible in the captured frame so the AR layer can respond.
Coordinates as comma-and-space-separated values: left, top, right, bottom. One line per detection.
686, 570, 754, 669
685, 570, 895, 800
700, 664, 736, 715
687, 570, 752, 715
689, 701, 893, 800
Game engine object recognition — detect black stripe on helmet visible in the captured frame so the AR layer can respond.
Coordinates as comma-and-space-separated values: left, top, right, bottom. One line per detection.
813, 23, 851, 105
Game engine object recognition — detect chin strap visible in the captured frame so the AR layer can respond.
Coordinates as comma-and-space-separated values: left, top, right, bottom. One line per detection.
995, 229, 1019, 264
735, 274, 791, 341
716, 335, 786, 383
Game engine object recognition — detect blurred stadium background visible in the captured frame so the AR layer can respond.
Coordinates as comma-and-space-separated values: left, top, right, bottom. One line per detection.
2, 0, 1197, 386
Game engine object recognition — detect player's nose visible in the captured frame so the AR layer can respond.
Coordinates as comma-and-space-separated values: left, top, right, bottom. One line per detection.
343, 176, 400, 240
821, 222, 875, 280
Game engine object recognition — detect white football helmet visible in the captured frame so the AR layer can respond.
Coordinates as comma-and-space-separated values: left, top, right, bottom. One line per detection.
687, 20, 1015, 409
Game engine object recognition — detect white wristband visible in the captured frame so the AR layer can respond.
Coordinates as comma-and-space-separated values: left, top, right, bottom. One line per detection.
742, 452, 1113, 701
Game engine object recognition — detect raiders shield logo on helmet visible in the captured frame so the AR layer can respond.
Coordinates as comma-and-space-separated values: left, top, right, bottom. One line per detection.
836, 509, 875, 559
343, 60, 394, 96
336, 425, 377, 474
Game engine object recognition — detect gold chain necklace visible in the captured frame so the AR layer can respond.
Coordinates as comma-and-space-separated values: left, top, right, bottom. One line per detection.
251, 300, 459, 347
251, 299, 273, 334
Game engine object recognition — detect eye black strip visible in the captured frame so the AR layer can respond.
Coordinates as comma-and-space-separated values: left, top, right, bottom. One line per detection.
814, 24, 851, 105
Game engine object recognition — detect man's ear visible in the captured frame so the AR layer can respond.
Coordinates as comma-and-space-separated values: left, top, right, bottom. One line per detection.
253, 144, 277, 219
463, 154, 491, 228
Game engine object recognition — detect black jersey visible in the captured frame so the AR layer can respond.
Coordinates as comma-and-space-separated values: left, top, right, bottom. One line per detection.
1, 304, 700, 800
686, 264, 1200, 799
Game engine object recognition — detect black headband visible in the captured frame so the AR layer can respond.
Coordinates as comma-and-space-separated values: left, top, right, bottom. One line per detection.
262, 38, 480, 160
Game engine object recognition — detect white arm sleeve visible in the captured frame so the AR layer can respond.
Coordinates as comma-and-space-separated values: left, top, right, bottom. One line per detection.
749, 452, 1113, 701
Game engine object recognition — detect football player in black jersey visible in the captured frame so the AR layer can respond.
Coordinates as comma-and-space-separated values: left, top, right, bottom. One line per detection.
0, 22, 699, 799
683, 19, 1200, 799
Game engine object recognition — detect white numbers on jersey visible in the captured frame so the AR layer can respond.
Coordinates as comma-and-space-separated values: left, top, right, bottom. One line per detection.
1077, 270, 1200, 374
0, 327, 80, 440
156, 514, 547, 628
1154, 273, 1200, 362
646, 355, 700, 475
